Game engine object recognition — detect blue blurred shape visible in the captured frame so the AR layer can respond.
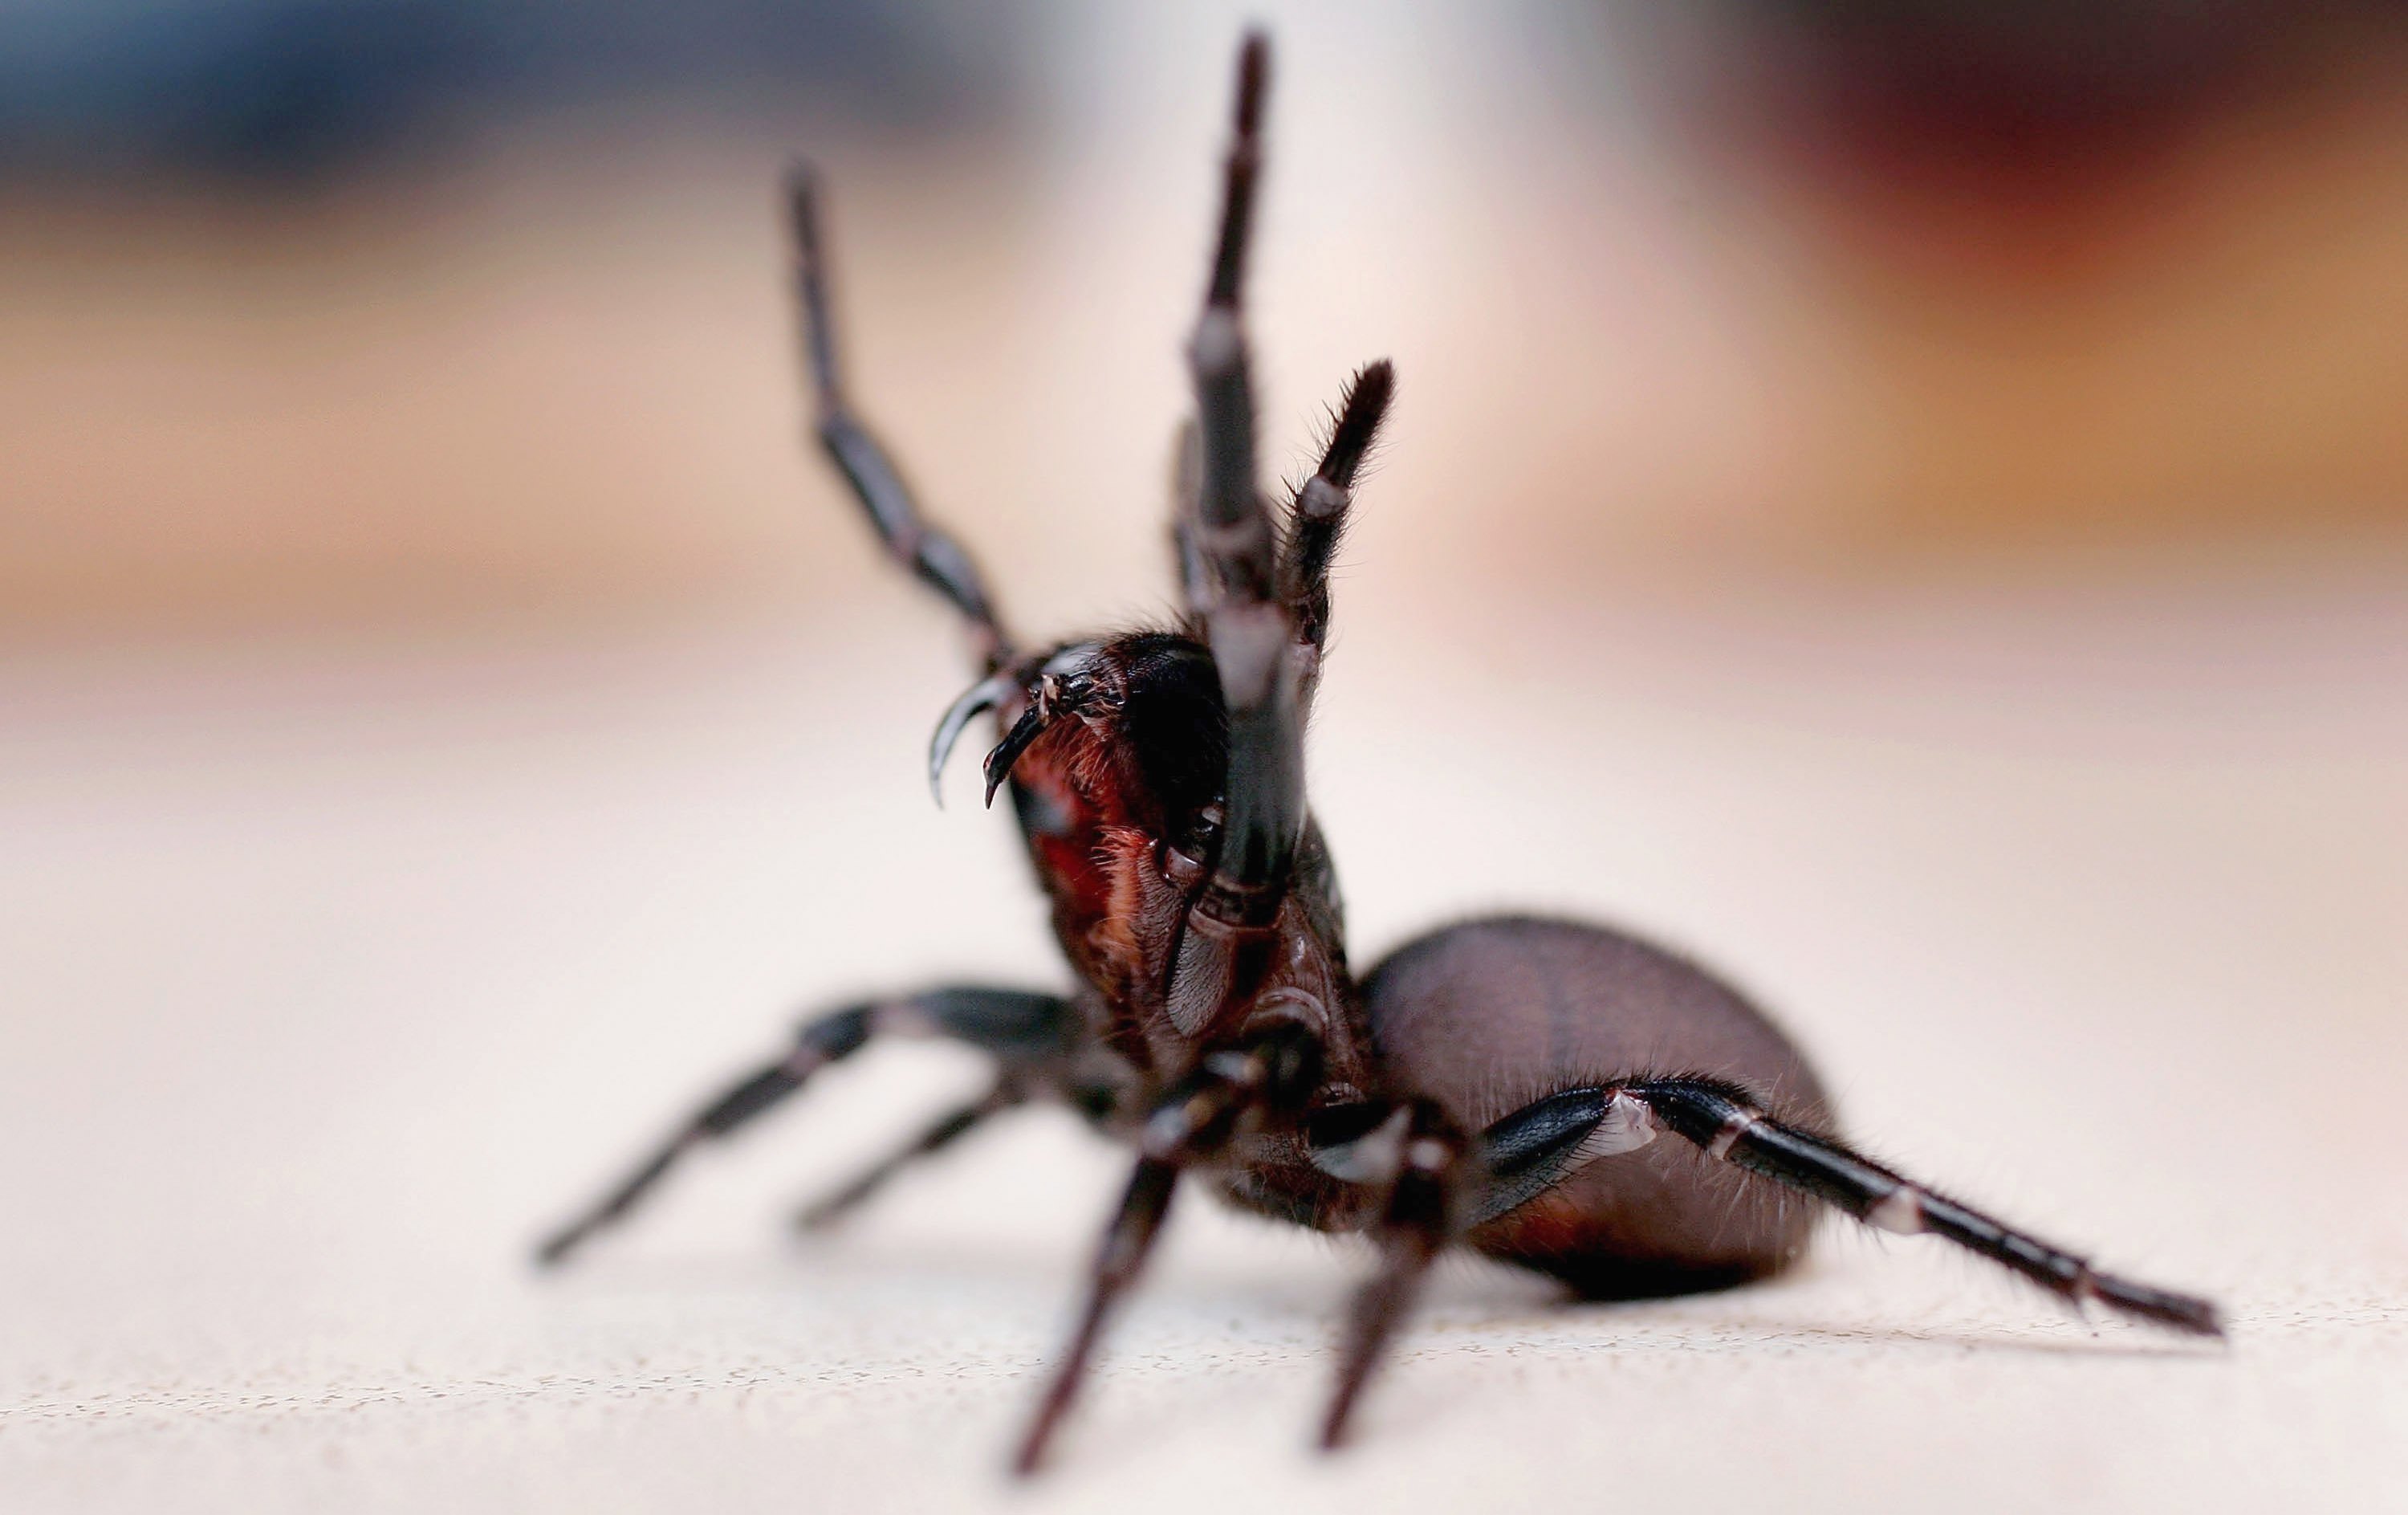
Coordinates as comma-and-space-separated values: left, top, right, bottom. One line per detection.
0, 0, 1027, 186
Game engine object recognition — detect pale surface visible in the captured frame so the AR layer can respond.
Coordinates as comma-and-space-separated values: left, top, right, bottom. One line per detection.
3, 564, 2403, 1513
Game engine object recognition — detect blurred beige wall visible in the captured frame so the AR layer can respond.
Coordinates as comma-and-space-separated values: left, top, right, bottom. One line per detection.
4, 9, 2406, 644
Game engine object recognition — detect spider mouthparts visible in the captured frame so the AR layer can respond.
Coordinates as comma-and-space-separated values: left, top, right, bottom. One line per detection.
928, 673, 1016, 807
982, 705, 1047, 808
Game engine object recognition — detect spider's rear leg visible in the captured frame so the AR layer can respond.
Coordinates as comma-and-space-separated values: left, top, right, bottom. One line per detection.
1363, 915, 1829, 1298
535, 986, 1078, 1267
1628, 1078, 2222, 1334
1458, 1077, 2218, 1334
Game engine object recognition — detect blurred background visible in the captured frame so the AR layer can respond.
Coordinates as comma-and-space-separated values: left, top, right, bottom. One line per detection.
2, 3, 2403, 1511
10, 0, 2408, 633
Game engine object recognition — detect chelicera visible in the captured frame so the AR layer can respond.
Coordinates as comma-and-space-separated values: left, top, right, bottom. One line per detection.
537, 31, 2220, 1474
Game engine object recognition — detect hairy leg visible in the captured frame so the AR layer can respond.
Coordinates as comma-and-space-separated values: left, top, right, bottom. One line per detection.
787, 167, 1011, 671
1279, 360, 1394, 665
791, 1077, 1024, 1232
537, 987, 1077, 1266
1462, 1077, 2219, 1333
1013, 1021, 1323, 1475
1320, 1098, 1466, 1448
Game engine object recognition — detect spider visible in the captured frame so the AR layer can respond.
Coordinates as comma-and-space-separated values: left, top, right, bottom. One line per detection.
536, 30, 2220, 1475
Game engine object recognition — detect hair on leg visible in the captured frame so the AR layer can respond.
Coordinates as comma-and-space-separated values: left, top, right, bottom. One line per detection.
1013, 1021, 1323, 1474
1628, 1078, 2222, 1334
787, 166, 1012, 670
537, 987, 1075, 1267
1281, 360, 1394, 660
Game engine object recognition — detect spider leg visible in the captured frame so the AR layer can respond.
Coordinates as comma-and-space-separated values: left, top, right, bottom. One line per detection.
1463, 1078, 2221, 1334
1106, 31, 1300, 1041
1013, 1154, 1181, 1477
1465, 1085, 1667, 1229
787, 166, 1012, 671
1145, 33, 1304, 1049
1182, 34, 1301, 927
1184, 31, 1272, 628
1168, 420, 1210, 621
1014, 1021, 1321, 1476
1320, 1098, 1466, 1449
791, 1074, 1024, 1232
535, 987, 1076, 1267
1629, 1078, 2220, 1333
1279, 360, 1394, 669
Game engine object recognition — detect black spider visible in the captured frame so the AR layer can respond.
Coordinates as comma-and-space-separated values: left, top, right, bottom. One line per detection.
536, 30, 2221, 1474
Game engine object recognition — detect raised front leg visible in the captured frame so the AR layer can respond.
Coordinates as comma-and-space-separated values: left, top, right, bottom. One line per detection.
1180, 33, 1302, 935
536, 986, 1079, 1267
1279, 360, 1393, 677
787, 166, 1012, 672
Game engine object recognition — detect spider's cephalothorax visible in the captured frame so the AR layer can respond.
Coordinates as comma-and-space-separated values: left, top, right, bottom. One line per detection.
537, 31, 2222, 1475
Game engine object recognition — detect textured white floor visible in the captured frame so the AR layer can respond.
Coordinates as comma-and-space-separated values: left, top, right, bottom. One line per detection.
2, 572, 2403, 1513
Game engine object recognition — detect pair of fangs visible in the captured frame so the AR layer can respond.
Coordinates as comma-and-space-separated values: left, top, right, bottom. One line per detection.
927, 645, 1102, 808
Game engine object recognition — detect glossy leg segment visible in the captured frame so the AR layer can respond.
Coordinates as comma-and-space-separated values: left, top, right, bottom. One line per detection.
1176, 32, 1304, 939
1464, 1085, 1666, 1230
1169, 421, 1210, 615
791, 1077, 1024, 1232
536, 988, 1076, 1267
1013, 1024, 1322, 1475
1320, 1098, 1466, 1449
1463, 1077, 2221, 1334
1011, 1156, 1180, 1477
1280, 360, 1394, 662
787, 167, 1011, 671
1186, 32, 1273, 616
1631, 1078, 2219, 1333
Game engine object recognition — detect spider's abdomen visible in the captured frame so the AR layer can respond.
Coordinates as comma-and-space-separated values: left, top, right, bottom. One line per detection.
1361, 914, 1830, 1299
